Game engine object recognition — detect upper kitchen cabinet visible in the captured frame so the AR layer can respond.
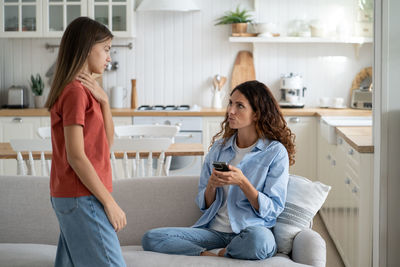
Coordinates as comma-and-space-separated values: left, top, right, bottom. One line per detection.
0, 0, 135, 38
88, 0, 134, 38
0, 0, 43, 37
43, 0, 87, 37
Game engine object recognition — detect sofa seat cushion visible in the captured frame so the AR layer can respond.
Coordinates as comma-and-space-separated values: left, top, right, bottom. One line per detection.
0, 243, 56, 267
121, 246, 311, 267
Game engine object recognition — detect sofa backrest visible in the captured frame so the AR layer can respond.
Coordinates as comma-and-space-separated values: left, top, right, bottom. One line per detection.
0, 176, 59, 245
0, 175, 202, 246
113, 176, 202, 245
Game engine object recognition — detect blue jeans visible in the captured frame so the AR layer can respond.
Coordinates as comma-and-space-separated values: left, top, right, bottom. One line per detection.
51, 195, 126, 267
142, 226, 276, 260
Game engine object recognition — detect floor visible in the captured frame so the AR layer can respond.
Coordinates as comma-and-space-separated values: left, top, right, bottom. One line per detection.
312, 212, 345, 267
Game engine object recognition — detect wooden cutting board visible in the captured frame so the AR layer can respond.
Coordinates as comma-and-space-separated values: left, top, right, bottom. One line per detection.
230, 51, 256, 90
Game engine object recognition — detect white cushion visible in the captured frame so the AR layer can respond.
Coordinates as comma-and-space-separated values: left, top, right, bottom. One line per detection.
273, 175, 331, 254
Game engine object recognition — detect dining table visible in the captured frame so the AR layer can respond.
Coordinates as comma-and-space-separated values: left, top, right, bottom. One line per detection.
0, 142, 205, 160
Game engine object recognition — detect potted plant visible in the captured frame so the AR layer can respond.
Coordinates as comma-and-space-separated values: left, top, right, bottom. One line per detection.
215, 5, 253, 35
30, 74, 45, 108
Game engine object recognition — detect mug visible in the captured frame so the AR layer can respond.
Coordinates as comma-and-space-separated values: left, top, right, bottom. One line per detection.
111, 86, 127, 108
332, 97, 344, 108
319, 97, 330, 108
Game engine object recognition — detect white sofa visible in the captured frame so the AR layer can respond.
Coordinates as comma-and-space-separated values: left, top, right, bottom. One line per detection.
0, 175, 326, 267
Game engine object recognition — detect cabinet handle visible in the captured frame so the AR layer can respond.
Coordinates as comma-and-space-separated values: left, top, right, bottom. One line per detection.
12, 117, 23, 123
348, 148, 354, 155
352, 187, 358, 193
289, 117, 300, 123
345, 177, 351, 184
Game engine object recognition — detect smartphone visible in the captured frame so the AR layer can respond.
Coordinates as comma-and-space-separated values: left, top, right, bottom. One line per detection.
212, 161, 230, 172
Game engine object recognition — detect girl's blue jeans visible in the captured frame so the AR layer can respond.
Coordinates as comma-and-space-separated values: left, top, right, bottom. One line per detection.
51, 195, 126, 267
142, 226, 277, 260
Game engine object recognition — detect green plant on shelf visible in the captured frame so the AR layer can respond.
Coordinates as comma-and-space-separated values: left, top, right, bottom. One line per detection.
215, 5, 253, 25
30, 73, 44, 96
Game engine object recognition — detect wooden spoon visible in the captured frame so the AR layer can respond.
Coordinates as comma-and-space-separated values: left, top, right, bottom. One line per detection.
218, 76, 227, 91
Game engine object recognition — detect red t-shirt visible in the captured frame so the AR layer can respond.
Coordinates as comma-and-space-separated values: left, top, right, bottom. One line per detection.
50, 80, 112, 197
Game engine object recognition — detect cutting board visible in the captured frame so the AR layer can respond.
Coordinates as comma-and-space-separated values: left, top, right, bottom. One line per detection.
231, 51, 256, 90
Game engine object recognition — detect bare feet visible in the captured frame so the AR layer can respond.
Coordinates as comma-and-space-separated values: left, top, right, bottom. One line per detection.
200, 251, 218, 257
218, 248, 227, 257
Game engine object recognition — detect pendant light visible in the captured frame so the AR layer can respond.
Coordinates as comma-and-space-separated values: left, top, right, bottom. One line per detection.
136, 0, 200, 12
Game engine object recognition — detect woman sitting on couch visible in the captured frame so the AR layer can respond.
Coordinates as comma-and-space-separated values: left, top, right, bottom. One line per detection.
142, 80, 295, 260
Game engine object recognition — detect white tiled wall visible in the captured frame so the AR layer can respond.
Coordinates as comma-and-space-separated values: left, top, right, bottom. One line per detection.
0, 0, 373, 108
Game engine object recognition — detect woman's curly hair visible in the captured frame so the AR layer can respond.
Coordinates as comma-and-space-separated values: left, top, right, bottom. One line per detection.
209, 80, 296, 166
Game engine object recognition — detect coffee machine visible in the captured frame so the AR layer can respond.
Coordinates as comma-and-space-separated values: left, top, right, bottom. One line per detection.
278, 73, 307, 108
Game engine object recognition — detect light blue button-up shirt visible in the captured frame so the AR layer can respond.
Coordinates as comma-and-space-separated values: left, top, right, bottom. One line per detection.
193, 134, 289, 233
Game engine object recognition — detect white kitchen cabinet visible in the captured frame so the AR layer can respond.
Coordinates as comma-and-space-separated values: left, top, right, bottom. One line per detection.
285, 116, 317, 180
43, 0, 87, 37
202, 116, 224, 152
0, 0, 43, 37
318, 123, 373, 267
0, 116, 44, 175
1, 0, 135, 38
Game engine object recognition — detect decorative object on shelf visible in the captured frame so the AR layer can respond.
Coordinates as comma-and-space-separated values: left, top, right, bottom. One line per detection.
136, 0, 200, 12
254, 22, 279, 37
215, 5, 254, 35
230, 51, 255, 90
287, 19, 311, 37
111, 86, 127, 109
350, 67, 372, 109
30, 74, 46, 108
211, 74, 227, 109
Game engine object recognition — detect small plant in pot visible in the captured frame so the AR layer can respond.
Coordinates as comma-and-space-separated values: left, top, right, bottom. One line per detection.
30, 74, 45, 108
215, 5, 253, 35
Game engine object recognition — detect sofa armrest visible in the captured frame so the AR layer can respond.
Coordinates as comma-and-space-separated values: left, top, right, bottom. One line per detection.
291, 229, 326, 267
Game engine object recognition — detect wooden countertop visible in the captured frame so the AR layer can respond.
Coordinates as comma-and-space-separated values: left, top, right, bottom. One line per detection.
0, 107, 372, 117
336, 126, 373, 153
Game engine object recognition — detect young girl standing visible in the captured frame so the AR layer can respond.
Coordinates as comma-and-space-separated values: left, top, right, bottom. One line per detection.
45, 17, 126, 266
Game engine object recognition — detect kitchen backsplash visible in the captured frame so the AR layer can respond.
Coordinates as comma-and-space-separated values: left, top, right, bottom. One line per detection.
0, 0, 372, 108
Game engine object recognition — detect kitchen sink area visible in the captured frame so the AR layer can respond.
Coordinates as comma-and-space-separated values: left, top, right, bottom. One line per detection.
320, 116, 372, 144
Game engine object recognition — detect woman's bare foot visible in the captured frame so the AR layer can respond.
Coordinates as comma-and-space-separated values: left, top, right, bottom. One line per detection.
218, 248, 227, 257
200, 251, 218, 257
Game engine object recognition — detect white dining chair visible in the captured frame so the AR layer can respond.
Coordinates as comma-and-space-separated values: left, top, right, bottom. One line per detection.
37, 126, 51, 139
110, 138, 172, 179
114, 124, 179, 178
9, 138, 52, 176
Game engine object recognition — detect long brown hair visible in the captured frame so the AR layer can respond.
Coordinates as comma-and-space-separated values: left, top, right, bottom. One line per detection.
210, 80, 296, 166
45, 17, 113, 110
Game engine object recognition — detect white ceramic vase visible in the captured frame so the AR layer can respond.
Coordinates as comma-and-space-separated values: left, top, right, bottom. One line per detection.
212, 90, 222, 109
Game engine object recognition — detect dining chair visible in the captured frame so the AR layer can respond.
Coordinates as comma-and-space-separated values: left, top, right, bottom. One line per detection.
37, 126, 51, 139
9, 138, 52, 176
110, 138, 172, 179
113, 124, 179, 178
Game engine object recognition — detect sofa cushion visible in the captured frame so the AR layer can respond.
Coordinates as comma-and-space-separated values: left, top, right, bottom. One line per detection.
121, 246, 310, 267
273, 175, 331, 254
0, 243, 56, 267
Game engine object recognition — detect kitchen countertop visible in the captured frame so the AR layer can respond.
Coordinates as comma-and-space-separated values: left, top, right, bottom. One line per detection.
336, 126, 373, 153
0, 107, 373, 154
0, 107, 372, 117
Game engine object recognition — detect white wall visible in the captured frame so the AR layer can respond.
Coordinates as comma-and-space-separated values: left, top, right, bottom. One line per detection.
0, 0, 372, 108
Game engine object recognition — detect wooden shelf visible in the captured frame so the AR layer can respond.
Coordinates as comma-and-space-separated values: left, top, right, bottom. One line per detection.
229, 36, 373, 44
